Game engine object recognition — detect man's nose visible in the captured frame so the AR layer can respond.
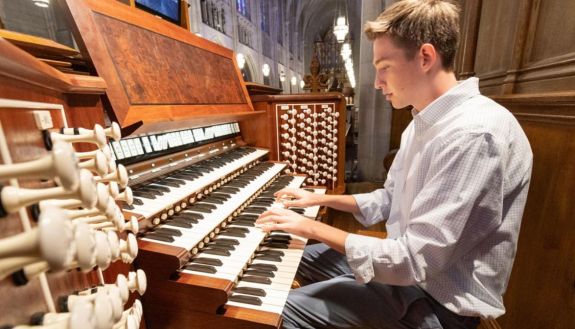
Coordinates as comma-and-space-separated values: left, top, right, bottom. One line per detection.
374, 77, 383, 89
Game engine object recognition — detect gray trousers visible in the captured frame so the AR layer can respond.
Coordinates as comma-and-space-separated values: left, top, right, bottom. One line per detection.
281, 243, 480, 329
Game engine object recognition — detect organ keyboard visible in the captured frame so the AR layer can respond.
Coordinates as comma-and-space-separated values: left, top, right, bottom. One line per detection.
113, 126, 327, 327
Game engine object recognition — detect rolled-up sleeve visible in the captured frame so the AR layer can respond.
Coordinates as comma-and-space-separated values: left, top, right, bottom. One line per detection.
352, 191, 390, 226
352, 166, 395, 226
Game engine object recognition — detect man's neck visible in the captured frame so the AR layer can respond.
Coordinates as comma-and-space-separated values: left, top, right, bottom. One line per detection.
413, 71, 458, 112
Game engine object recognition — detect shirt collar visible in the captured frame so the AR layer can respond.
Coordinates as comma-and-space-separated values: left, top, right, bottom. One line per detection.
411, 77, 481, 136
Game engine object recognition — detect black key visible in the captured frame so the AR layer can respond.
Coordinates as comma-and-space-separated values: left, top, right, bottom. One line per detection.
133, 191, 156, 199
123, 204, 135, 210
213, 238, 239, 246
171, 173, 199, 180
261, 242, 289, 249
200, 197, 224, 205
164, 220, 192, 228
236, 214, 258, 221
257, 249, 285, 256
232, 287, 266, 297
249, 263, 278, 271
190, 257, 223, 266
154, 180, 179, 188
290, 208, 305, 214
144, 233, 174, 243
217, 187, 240, 194
170, 215, 198, 224
147, 184, 170, 192
219, 231, 246, 238
154, 227, 182, 236
209, 193, 230, 200
136, 186, 162, 194
186, 205, 212, 213
138, 187, 163, 196
244, 269, 274, 278
269, 233, 291, 240
230, 220, 255, 227
224, 227, 250, 234
244, 206, 267, 214
202, 248, 231, 256
241, 276, 272, 285
179, 212, 204, 220
228, 294, 262, 306
184, 264, 217, 274
132, 198, 144, 205
266, 235, 291, 242
206, 243, 235, 251
164, 178, 186, 185
253, 254, 282, 262
196, 202, 217, 210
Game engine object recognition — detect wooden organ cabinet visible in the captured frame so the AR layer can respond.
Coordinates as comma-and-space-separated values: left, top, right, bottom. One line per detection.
241, 93, 346, 195
0, 0, 340, 328
0, 36, 145, 328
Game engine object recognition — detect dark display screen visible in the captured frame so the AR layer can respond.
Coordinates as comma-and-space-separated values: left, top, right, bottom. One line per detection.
135, 0, 180, 24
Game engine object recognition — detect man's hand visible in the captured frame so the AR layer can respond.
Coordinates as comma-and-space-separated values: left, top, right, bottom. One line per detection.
256, 208, 315, 239
274, 187, 322, 208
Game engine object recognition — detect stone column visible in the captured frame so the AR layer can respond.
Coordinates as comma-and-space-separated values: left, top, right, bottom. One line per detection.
355, 0, 397, 182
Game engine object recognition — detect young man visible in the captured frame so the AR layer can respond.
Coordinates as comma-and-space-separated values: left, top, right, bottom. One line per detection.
256, 0, 533, 328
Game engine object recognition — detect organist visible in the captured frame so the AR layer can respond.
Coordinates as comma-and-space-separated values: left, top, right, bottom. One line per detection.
257, 1, 533, 328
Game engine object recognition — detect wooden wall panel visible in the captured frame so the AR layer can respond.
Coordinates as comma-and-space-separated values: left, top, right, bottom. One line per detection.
457, 0, 575, 327
492, 97, 575, 329
473, 1, 518, 79
525, 0, 575, 66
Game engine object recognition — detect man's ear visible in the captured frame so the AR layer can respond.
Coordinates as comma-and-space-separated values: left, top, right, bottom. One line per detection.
419, 43, 437, 72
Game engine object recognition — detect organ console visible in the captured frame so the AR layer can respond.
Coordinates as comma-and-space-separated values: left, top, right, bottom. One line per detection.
0, 0, 346, 328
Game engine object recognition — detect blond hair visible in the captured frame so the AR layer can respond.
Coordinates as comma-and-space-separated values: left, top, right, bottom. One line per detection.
364, 0, 460, 70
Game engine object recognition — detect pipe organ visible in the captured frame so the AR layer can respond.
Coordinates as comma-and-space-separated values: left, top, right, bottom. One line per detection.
0, 0, 345, 328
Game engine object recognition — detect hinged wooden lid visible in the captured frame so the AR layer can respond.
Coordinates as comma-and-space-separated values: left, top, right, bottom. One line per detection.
57, 0, 254, 135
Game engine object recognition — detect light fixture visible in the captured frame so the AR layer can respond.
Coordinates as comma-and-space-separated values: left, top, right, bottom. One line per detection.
33, 0, 50, 8
341, 42, 351, 60
333, 16, 349, 43
291, 76, 297, 86
236, 53, 246, 69
279, 72, 286, 82
262, 63, 270, 77
299, 80, 305, 89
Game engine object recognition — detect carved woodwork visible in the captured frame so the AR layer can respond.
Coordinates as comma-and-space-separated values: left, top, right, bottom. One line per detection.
303, 50, 329, 92
57, 0, 255, 136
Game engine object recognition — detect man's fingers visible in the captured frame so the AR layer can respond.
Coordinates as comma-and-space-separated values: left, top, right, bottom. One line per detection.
256, 214, 286, 225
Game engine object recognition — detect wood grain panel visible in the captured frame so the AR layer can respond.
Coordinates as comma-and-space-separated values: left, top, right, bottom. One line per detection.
58, 0, 254, 131
490, 95, 575, 329
524, 0, 575, 66
94, 13, 245, 105
473, 0, 518, 79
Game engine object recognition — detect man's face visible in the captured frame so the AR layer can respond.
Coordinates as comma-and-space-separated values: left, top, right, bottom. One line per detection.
373, 35, 421, 109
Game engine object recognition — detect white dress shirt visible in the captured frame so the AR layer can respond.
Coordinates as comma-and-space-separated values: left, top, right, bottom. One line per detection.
345, 77, 533, 318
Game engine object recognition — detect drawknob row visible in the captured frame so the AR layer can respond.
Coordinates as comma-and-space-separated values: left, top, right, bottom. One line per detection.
0, 121, 146, 329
